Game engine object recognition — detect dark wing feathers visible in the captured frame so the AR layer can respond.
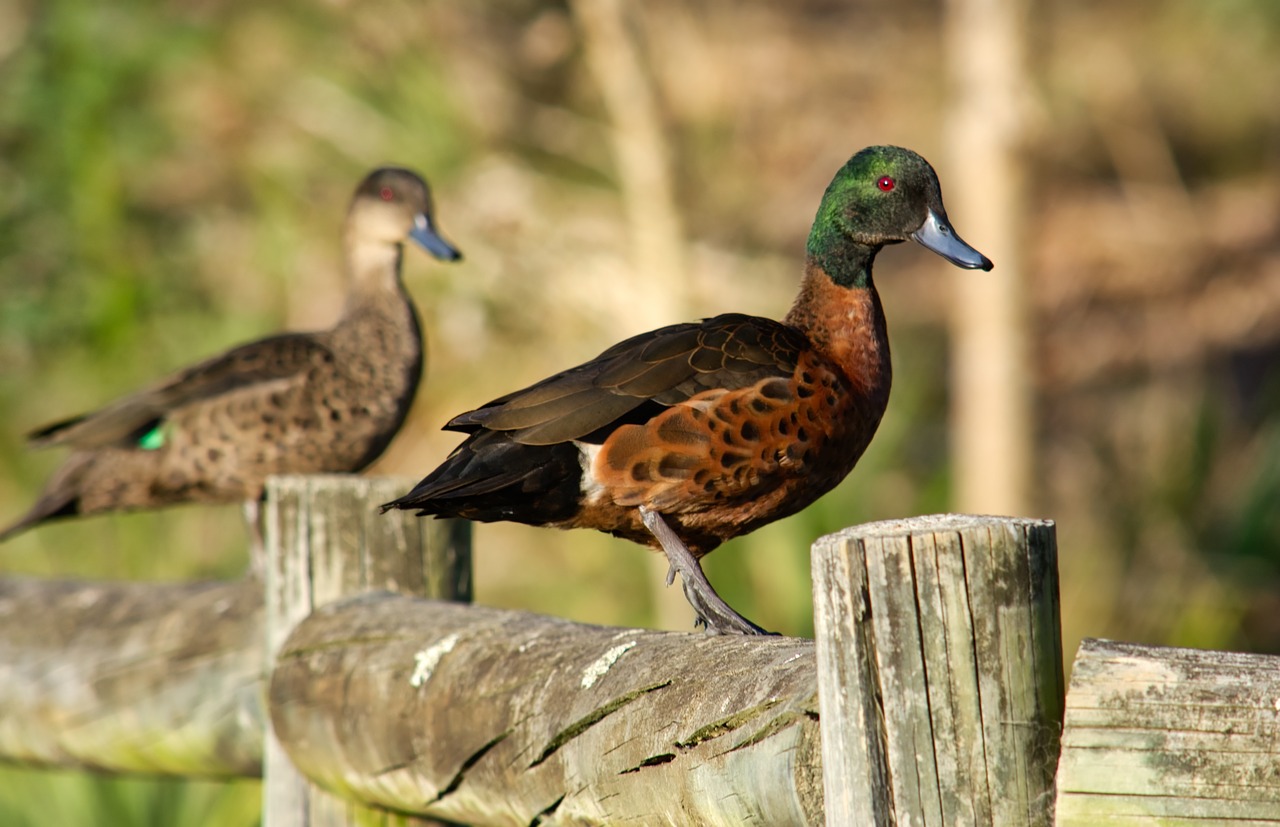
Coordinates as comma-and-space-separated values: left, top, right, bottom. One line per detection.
445, 314, 809, 447
383, 431, 583, 525
387, 314, 812, 523
474, 386, 602, 431
506, 393, 647, 446
596, 351, 698, 396
443, 324, 683, 434
29, 333, 334, 450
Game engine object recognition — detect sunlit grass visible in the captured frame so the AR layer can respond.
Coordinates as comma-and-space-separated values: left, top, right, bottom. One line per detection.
0, 771, 260, 827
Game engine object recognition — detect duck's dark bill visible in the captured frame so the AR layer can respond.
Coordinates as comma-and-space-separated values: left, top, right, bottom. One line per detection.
911, 210, 993, 271
410, 216, 463, 261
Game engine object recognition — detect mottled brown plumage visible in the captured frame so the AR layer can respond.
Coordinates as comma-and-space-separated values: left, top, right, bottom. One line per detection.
386, 146, 992, 634
1, 167, 460, 543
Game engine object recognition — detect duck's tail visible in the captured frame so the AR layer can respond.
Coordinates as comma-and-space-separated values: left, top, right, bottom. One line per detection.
0, 453, 92, 542
381, 431, 583, 527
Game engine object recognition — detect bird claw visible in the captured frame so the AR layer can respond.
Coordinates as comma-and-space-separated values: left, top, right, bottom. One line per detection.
640, 506, 772, 636
681, 577, 772, 635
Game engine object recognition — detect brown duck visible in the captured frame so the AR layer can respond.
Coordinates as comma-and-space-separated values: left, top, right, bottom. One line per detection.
1, 167, 460, 547
384, 146, 991, 634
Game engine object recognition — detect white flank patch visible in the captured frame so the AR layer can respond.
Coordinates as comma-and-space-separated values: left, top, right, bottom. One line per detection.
581, 641, 637, 689
576, 441, 607, 502
410, 633, 460, 688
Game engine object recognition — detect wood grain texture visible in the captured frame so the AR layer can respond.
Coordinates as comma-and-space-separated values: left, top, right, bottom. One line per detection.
262, 474, 470, 827
268, 594, 823, 826
811, 513, 1063, 827
1055, 638, 1280, 825
0, 576, 263, 776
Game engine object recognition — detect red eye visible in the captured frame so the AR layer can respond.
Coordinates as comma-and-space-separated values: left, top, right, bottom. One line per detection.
379, 186, 395, 201
877, 176, 895, 192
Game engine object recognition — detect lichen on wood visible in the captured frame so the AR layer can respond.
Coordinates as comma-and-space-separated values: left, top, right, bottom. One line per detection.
269, 595, 823, 827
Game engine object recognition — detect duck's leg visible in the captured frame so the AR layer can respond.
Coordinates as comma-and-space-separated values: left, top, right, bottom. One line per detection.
639, 506, 770, 636
243, 498, 265, 579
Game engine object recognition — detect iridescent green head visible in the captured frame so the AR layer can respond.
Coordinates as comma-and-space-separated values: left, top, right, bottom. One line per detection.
807, 145, 992, 287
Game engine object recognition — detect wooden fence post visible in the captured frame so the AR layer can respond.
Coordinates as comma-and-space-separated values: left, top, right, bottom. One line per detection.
811, 514, 1063, 826
262, 475, 471, 827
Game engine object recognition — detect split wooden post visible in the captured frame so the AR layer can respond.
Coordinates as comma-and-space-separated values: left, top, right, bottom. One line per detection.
262, 474, 471, 827
811, 514, 1064, 827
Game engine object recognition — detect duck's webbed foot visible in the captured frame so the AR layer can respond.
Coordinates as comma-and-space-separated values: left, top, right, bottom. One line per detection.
639, 506, 771, 636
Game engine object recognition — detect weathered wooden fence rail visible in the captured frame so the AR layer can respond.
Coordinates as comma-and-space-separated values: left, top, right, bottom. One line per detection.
1, 476, 1278, 825
271, 594, 822, 826
0, 577, 264, 776
1055, 638, 1280, 825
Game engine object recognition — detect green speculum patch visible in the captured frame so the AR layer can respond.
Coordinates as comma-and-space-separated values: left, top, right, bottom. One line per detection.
137, 423, 167, 450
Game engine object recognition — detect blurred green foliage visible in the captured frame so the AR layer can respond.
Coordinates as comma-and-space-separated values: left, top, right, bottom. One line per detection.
1, 0, 1279, 824
0, 773, 260, 827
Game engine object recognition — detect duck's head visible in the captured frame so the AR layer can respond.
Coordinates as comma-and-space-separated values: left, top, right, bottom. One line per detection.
349, 167, 462, 261
809, 145, 992, 279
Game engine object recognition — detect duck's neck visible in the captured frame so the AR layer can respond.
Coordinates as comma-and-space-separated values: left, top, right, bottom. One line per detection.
333, 236, 421, 365
806, 212, 880, 288
342, 237, 408, 314
331, 234, 424, 458
784, 257, 891, 400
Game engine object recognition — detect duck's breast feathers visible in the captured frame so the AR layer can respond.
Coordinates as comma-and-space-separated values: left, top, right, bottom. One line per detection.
29, 332, 335, 450
446, 314, 811, 446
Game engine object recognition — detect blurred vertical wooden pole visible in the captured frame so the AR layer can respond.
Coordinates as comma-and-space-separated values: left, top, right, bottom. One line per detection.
569, 0, 686, 326
944, 0, 1032, 515
570, 0, 694, 631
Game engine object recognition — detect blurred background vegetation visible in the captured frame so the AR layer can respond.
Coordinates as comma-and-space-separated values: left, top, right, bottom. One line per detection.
1, 0, 1278, 823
